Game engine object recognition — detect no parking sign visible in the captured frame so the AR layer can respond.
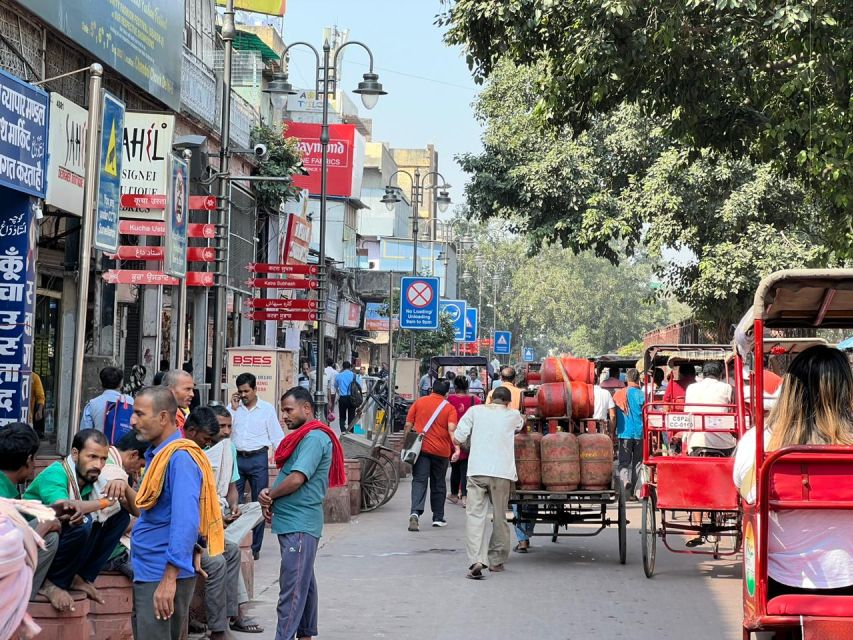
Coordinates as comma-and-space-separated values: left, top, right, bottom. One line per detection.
400, 276, 440, 330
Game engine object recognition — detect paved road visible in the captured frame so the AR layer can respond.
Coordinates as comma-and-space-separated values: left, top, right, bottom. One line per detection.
245, 478, 743, 639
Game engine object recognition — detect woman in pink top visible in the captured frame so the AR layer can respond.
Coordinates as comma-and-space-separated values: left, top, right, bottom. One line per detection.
734, 345, 853, 597
447, 376, 481, 507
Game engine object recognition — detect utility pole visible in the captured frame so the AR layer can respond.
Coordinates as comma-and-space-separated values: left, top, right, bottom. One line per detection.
410, 167, 420, 358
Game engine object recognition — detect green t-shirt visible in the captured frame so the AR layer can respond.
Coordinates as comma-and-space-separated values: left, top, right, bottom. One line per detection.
230, 442, 240, 484
23, 461, 93, 505
0, 472, 19, 499
270, 430, 332, 539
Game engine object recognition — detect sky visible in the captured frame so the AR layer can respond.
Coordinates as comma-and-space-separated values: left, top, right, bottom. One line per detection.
243, 0, 483, 203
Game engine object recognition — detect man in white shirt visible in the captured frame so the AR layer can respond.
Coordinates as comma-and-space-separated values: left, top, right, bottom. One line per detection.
228, 372, 285, 559
683, 362, 736, 455
323, 358, 338, 409
592, 384, 616, 436
468, 368, 484, 395
453, 386, 524, 579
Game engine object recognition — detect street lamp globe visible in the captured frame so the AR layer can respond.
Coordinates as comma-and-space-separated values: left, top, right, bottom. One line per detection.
380, 187, 401, 212
436, 189, 451, 213
353, 72, 386, 110
264, 71, 297, 112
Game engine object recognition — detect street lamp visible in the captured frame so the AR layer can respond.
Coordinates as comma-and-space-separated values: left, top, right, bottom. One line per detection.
382, 168, 451, 356
264, 38, 386, 418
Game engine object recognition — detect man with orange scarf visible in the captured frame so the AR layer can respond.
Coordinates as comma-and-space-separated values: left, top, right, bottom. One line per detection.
130, 386, 223, 640
613, 368, 645, 501
259, 386, 345, 640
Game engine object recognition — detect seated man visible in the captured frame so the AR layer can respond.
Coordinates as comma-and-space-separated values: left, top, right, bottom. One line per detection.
683, 361, 736, 456
0, 422, 61, 599
185, 408, 258, 639
23, 428, 132, 611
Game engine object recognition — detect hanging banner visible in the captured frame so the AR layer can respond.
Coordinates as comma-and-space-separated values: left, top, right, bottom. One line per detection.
120, 112, 175, 220
94, 91, 125, 252
0, 189, 36, 425
280, 190, 312, 264
45, 92, 87, 215
215, 0, 286, 16
0, 69, 48, 198
164, 155, 189, 278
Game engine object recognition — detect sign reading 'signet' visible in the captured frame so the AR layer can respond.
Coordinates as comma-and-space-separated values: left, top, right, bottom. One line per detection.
284, 122, 364, 198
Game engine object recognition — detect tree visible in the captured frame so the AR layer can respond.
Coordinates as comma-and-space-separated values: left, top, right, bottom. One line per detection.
440, 0, 853, 245
251, 124, 305, 212
456, 61, 833, 338
379, 293, 457, 361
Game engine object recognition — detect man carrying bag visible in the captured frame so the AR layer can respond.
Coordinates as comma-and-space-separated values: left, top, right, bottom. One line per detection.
402, 380, 459, 532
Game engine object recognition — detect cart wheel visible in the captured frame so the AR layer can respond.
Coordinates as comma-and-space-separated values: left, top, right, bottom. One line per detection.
355, 455, 392, 512
552, 522, 559, 543
375, 451, 400, 507
641, 491, 657, 578
713, 539, 721, 560
618, 485, 628, 565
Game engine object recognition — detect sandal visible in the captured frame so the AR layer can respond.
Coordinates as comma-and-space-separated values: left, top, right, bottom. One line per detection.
466, 563, 485, 580
447, 495, 459, 504
513, 542, 529, 553
230, 616, 264, 633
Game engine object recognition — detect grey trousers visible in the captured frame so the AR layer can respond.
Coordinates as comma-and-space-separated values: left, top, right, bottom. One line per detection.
200, 542, 241, 632
275, 532, 319, 640
132, 577, 196, 640
30, 529, 58, 599
465, 475, 512, 568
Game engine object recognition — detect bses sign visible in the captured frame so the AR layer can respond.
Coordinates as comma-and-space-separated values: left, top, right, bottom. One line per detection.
232, 355, 273, 366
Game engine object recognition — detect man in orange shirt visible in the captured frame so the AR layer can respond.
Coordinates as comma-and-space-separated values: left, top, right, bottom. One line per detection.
404, 380, 459, 531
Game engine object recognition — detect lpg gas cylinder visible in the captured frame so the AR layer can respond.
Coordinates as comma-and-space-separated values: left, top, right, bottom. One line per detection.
514, 429, 542, 490
522, 394, 539, 417
538, 381, 594, 420
540, 429, 580, 491
570, 382, 594, 420
541, 357, 596, 385
578, 432, 613, 490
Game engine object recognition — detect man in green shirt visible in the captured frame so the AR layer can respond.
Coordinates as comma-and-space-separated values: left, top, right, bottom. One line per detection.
23, 428, 131, 612
0, 422, 61, 600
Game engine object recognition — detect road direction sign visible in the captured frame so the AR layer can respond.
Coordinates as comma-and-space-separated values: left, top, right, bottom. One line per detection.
245, 298, 318, 310
120, 194, 217, 211
400, 276, 439, 330
464, 307, 478, 343
439, 299, 467, 341
102, 270, 213, 286
494, 331, 512, 355
116, 220, 218, 238
245, 310, 318, 322
523, 346, 536, 362
247, 278, 319, 289
247, 263, 319, 275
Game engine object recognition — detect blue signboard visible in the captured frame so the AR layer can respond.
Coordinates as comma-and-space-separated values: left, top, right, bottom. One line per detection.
0, 189, 36, 425
494, 331, 512, 355
523, 347, 536, 362
464, 307, 478, 343
19, 0, 184, 111
439, 299, 467, 342
0, 68, 48, 198
164, 156, 189, 278
400, 276, 439, 330
94, 91, 125, 252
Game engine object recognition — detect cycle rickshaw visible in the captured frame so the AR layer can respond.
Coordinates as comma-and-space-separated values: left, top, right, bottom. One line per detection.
735, 269, 853, 639
639, 344, 746, 578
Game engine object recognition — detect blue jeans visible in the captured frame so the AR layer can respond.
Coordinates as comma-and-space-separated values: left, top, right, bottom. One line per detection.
48, 509, 131, 589
236, 448, 269, 555
514, 504, 537, 543
275, 532, 319, 640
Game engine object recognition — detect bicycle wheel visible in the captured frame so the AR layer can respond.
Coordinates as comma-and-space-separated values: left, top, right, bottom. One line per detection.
618, 485, 628, 565
355, 454, 392, 512
641, 490, 657, 578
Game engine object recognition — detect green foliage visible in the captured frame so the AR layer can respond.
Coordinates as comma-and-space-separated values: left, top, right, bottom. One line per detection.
378, 295, 457, 360
455, 60, 834, 338
616, 340, 644, 358
440, 0, 853, 246
250, 124, 305, 213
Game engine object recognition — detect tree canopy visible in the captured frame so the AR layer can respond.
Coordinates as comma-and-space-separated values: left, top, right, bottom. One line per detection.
440, 0, 853, 245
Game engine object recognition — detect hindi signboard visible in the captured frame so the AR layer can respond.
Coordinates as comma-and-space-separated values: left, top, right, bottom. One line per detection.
0, 68, 48, 198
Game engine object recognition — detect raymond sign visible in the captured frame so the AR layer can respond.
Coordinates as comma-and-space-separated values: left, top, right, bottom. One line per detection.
120, 112, 175, 220
285, 122, 364, 197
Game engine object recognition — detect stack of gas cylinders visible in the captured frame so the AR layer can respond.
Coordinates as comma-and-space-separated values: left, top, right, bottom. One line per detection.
515, 357, 612, 491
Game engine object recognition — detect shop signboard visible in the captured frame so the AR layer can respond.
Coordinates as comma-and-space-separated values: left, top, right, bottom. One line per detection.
363, 302, 398, 332
19, 0, 183, 110
337, 301, 362, 329
0, 68, 48, 198
45, 92, 87, 215
0, 190, 36, 425
285, 122, 364, 197
164, 155, 189, 278
120, 112, 175, 220
94, 91, 125, 252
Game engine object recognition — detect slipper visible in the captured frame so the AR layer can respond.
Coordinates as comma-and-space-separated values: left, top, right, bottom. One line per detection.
513, 543, 529, 554
230, 616, 264, 633
466, 563, 485, 580
685, 537, 705, 548
447, 495, 459, 504
188, 619, 207, 634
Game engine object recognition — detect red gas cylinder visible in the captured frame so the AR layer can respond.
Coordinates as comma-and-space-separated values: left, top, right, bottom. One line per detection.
514, 430, 542, 490
89, 572, 133, 640
578, 433, 613, 490
538, 382, 594, 420
540, 430, 580, 491
522, 395, 539, 417
526, 365, 542, 385
541, 357, 595, 385
570, 382, 594, 420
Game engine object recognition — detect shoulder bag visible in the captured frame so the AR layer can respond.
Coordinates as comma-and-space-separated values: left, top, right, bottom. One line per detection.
401, 400, 448, 465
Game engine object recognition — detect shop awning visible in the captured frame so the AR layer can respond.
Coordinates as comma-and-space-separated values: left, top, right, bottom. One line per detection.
232, 30, 281, 63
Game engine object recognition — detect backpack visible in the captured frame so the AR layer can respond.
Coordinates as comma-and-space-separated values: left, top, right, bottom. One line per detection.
349, 378, 364, 407
103, 395, 134, 445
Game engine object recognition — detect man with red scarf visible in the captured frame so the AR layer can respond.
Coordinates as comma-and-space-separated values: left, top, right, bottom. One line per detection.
259, 386, 345, 640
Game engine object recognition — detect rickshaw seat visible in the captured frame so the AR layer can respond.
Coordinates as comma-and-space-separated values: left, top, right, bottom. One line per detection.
767, 595, 853, 617
655, 457, 738, 511
769, 459, 853, 507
